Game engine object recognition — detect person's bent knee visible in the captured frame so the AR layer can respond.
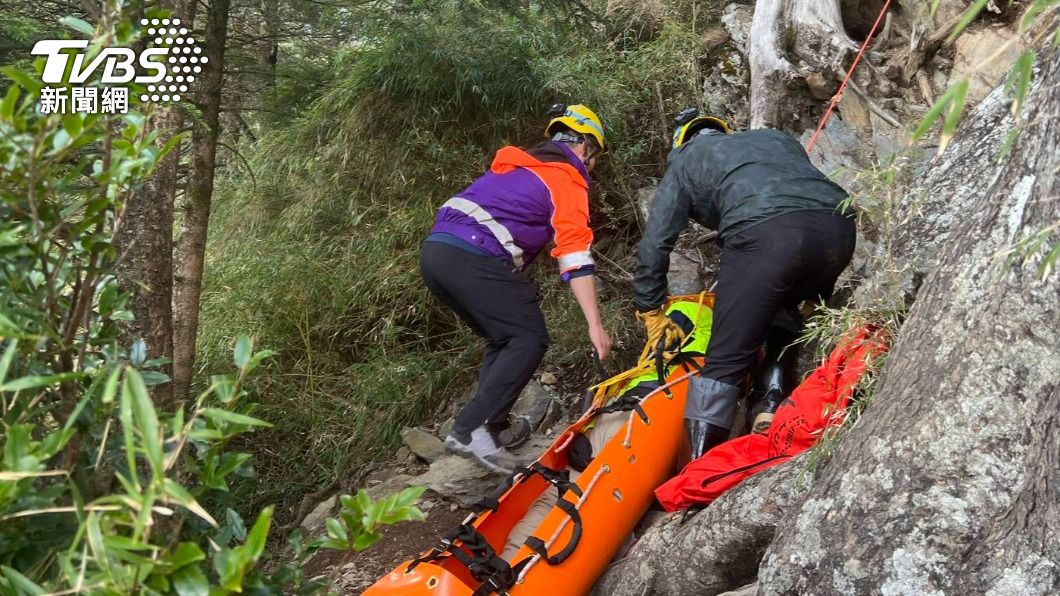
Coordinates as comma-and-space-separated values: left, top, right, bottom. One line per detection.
510, 333, 549, 359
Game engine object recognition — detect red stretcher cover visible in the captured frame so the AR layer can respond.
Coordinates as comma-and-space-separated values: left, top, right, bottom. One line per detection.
655, 327, 888, 512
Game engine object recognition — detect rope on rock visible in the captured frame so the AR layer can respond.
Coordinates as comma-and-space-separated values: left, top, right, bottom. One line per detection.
805, 0, 894, 153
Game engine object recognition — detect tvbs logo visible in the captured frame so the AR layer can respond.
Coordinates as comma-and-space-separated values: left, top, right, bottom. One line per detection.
31, 18, 204, 114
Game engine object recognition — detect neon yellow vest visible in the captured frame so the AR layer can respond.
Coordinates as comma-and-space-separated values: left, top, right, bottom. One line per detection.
618, 300, 713, 393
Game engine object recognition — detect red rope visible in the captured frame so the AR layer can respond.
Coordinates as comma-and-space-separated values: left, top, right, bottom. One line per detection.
805, 0, 893, 153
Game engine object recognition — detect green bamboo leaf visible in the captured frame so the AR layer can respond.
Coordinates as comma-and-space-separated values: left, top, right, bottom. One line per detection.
158, 130, 189, 162
1020, 0, 1060, 33
930, 0, 943, 18
212, 547, 242, 591
939, 79, 969, 153
0, 565, 45, 595
216, 452, 252, 478
1, 85, 20, 121
0, 371, 83, 392
947, 0, 990, 43
233, 335, 252, 368
1004, 49, 1036, 116
119, 369, 139, 491
202, 407, 272, 428
913, 82, 961, 141
0, 67, 43, 96
0, 312, 20, 337
101, 365, 121, 404
125, 368, 163, 478
188, 428, 224, 441
140, 370, 170, 386
0, 340, 16, 387
162, 478, 218, 527
60, 16, 96, 36
244, 505, 274, 558
85, 513, 114, 581
211, 374, 235, 403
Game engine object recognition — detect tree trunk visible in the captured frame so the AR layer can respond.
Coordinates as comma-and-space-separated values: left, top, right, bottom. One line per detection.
173, 0, 230, 401
260, 0, 279, 92
115, 114, 178, 406
748, 0, 858, 130
757, 44, 1060, 595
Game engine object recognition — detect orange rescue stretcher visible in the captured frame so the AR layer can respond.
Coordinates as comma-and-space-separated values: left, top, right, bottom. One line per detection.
365, 297, 713, 596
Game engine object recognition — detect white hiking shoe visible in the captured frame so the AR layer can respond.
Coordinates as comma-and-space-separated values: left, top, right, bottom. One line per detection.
444, 427, 519, 474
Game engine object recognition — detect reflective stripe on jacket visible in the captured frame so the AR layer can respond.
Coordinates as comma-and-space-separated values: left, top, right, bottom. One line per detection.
429, 142, 595, 280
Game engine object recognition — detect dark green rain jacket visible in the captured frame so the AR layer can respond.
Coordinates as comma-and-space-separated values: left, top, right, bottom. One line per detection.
634, 128, 849, 311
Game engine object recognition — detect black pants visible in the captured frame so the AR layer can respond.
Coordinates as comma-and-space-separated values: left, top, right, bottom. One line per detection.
704, 210, 855, 412
420, 242, 549, 436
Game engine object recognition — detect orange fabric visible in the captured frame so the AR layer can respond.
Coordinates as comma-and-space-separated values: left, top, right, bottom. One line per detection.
490, 146, 593, 270
655, 327, 888, 511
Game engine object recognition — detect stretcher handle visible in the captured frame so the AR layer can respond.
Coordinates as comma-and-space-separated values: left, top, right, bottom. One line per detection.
524, 498, 583, 566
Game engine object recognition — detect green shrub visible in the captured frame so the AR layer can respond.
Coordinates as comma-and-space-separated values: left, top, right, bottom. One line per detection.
0, 10, 424, 592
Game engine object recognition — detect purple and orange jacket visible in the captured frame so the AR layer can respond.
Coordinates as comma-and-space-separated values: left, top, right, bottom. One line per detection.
428, 141, 596, 281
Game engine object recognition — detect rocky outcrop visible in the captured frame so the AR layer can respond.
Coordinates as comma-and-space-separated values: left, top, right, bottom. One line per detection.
591, 18, 1059, 596
757, 44, 1060, 595
594, 456, 809, 595
414, 437, 554, 508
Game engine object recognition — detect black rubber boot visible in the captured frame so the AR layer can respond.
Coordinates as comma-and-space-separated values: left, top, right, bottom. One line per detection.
749, 327, 800, 433
681, 419, 731, 465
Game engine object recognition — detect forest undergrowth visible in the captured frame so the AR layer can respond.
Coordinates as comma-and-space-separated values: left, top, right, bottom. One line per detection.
198, 0, 736, 520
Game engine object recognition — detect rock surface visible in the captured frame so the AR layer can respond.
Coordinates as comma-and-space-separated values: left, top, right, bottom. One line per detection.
949, 26, 1026, 104
300, 495, 337, 533
366, 473, 415, 500
757, 44, 1060, 596
400, 427, 446, 463
594, 457, 809, 595
510, 380, 559, 432
413, 437, 553, 507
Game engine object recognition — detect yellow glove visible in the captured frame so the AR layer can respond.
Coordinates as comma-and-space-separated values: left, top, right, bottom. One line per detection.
636, 307, 686, 363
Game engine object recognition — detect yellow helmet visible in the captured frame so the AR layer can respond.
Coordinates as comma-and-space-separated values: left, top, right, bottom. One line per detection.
672, 107, 730, 149
545, 103, 607, 152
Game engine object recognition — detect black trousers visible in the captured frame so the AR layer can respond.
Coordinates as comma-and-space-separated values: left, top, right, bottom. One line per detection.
704, 210, 856, 405
420, 242, 549, 436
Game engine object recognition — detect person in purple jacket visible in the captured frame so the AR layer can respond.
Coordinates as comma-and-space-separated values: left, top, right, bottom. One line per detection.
420, 104, 612, 472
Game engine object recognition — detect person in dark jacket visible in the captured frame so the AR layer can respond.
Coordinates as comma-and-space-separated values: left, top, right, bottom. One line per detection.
421, 104, 613, 473
634, 108, 856, 461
